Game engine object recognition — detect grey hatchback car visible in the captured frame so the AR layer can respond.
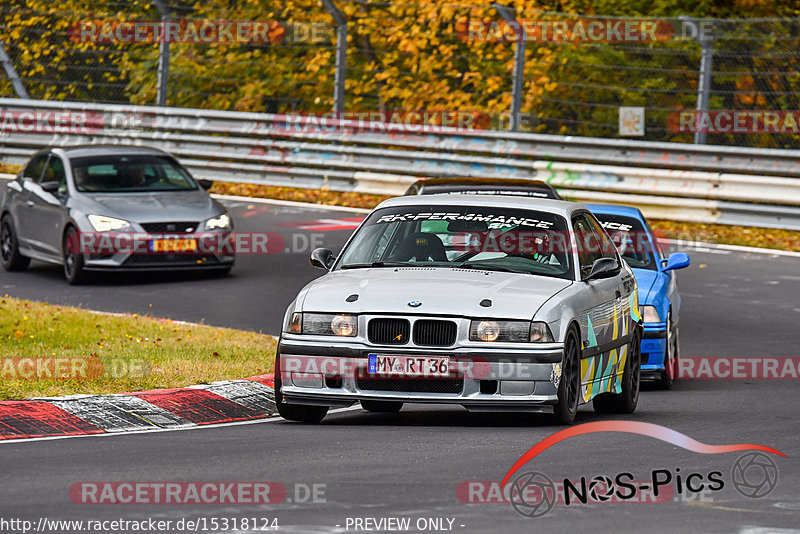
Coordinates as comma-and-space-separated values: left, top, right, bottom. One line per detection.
0, 145, 235, 283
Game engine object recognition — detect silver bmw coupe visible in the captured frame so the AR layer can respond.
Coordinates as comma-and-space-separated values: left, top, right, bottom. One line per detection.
275, 194, 643, 424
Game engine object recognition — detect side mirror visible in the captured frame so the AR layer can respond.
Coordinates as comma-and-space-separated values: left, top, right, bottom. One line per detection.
310, 247, 334, 270
198, 179, 214, 190
40, 181, 61, 193
584, 257, 619, 281
661, 252, 690, 272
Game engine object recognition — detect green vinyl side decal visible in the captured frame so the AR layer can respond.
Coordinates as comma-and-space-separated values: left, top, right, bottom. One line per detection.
585, 314, 599, 348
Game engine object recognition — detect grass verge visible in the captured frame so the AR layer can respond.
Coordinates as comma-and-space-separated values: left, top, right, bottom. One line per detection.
210, 181, 391, 210
0, 295, 276, 400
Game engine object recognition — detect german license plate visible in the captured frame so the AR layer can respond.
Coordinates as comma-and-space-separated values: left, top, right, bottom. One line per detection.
367, 354, 450, 377
150, 238, 197, 252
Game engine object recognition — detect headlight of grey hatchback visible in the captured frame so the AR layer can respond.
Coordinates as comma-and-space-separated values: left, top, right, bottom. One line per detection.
204, 213, 232, 231
87, 215, 132, 232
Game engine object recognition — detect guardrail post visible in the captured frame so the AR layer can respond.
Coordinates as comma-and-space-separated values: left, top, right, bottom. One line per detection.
493, 4, 525, 132
680, 16, 714, 145
695, 37, 714, 145
0, 40, 29, 99
322, 0, 347, 115
155, 0, 171, 107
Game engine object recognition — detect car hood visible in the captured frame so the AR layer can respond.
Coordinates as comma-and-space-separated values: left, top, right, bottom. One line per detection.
633, 267, 659, 304
299, 267, 573, 320
81, 190, 221, 223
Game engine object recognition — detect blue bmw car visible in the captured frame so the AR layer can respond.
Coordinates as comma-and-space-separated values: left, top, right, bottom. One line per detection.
586, 205, 690, 389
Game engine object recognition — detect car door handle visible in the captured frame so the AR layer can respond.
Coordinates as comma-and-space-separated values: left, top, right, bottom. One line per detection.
26, 200, 34, 207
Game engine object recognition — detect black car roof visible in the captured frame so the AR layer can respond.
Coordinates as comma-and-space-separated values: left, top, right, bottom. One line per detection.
57, 145, 172, 159
418, 177, 550, 188
411, 177, 560, 198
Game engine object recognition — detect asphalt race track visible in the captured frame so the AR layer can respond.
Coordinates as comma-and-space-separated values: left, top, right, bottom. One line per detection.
1, 197, 799, 533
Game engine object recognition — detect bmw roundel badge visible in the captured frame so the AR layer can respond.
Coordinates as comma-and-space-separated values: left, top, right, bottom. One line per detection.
407, 300, 422, 307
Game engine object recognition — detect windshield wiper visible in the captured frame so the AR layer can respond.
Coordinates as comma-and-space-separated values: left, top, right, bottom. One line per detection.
340, 261, 415, 269
455, 262, 529, 275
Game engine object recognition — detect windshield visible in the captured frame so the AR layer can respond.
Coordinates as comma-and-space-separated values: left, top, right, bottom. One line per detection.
337, 205, 574, 280
593, 213, 657, 270
71, 155, 198, 193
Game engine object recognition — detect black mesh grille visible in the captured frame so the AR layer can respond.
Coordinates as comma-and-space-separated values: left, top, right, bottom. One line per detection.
141, 221, 198, 233
413, 320, 457, 346
356, 377, 463, 394
123, 254, 218, 265
368, 318, 410, 345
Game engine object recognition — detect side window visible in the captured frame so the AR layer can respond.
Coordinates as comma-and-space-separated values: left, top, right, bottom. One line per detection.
344, 222, 402, 264
373, 221, 402, 262
142, 163, 157, 183
643, 219, 666, 260
584, 213, 619, 260
23, 154, 48, 182
162, 163, 189, 187
572, 214, 609, 275
43, 156, 68, 194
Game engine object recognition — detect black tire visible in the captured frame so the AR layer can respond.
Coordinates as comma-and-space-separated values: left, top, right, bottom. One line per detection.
274, 351, 328, 423
361, 400, 403, 413
593, 329, 642, 414
1, 215, 30, 271
277, 401, 328, 423
63, 227, 87, 285
553, 326, 581, 425
655, 312, 675, 390
209, 266, 233, 278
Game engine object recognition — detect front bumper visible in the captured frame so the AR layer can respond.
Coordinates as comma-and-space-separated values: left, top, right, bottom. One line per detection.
83, 256, 235, 272
277, 338, 565, 412
641, 325, 667, 373
80, 232, 235, 272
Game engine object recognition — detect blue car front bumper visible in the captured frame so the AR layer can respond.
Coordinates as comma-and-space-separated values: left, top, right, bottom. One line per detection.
641, 324, 667, 373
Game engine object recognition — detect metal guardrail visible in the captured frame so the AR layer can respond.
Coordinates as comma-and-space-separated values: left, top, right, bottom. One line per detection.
1, 98, 799, 230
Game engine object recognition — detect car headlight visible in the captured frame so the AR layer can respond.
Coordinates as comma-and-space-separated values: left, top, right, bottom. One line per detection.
296, 313, 357, 337
639, 305, 661, 323
469, 320, 554, 343
204, 213, 231, 231
87, 215, 132, 232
